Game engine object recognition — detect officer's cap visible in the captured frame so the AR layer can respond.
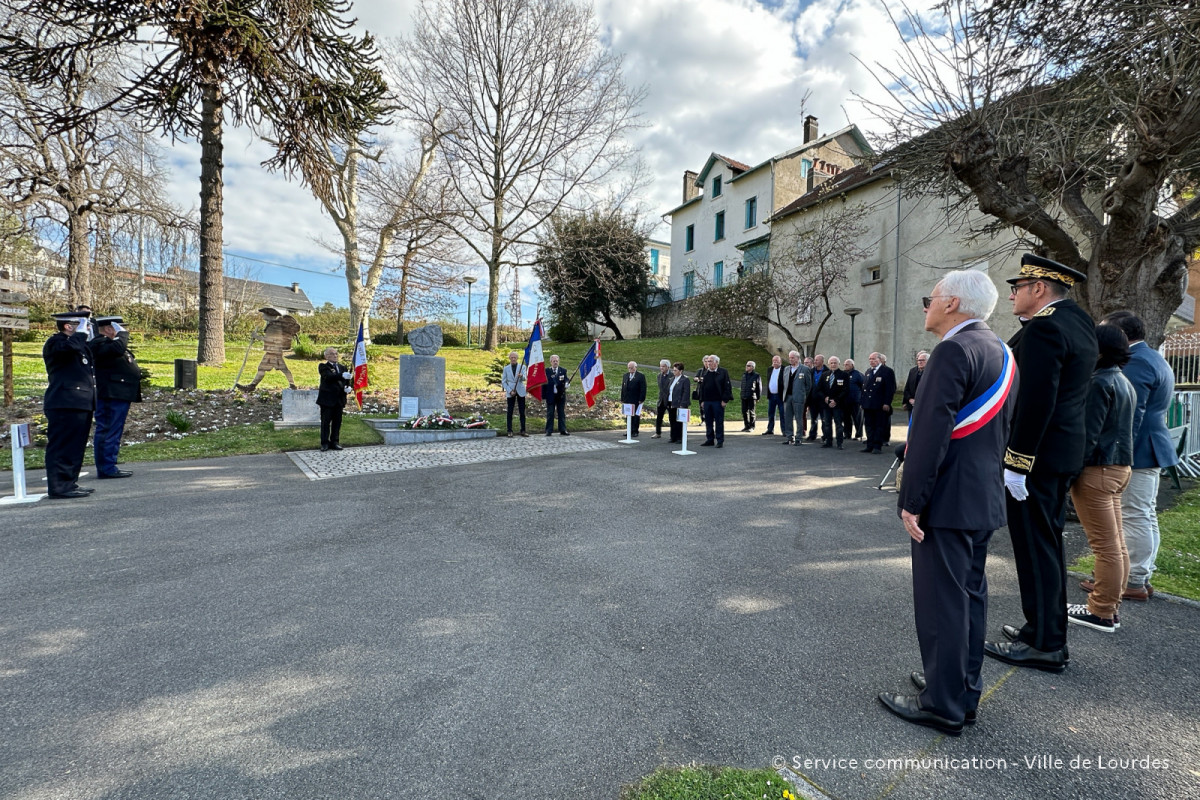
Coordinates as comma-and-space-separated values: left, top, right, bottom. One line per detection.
93, 316, 123, 327
1007, 254, 1087, 288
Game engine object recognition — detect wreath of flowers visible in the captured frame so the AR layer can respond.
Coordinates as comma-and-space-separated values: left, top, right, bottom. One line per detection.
401, 411, 491, 430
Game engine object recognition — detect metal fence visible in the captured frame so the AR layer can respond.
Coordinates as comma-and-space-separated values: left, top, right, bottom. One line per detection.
1171, 390, 1200, 478
1163, 331, 1200, 386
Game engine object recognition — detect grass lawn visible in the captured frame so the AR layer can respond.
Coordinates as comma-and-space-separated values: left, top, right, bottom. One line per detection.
1069, 484, 1200, 602
620, 765, 792, 800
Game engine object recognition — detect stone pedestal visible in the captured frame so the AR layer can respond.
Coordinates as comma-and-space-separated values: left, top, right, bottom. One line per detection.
398, 355, 446, 418
276, 389, 320, 428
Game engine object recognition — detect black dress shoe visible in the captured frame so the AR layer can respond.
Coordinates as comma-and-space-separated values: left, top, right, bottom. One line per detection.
69, 485, 95, 493
1001, 624, 1021, 642
907, 672, 976, 722
560, 431, 570, 436
861, 446, 873, 453
700, 440, 714, 446
821, 443, 832, 448
321, 445, 330, 451
872, 448, 882, 454
331, 444, 344, 451
983, 640, 1068, 672
49, 490, 91, 498
98, 470, 132, 479
716, 441, 723, 448
877, 693, 963, 736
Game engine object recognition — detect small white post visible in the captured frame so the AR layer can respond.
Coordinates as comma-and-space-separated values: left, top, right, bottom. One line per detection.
2, 423, 46, 504
673, 408, 695, 456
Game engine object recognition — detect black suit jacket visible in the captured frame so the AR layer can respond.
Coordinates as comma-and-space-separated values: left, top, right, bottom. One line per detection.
1004, 299, 1098, 475
862, 364, 897, 410
43, 331, 96, 411
899, 321, 1017, 530
90, 336, 142, 403
902, 366, 923, 409
667, 374, 691, 408
544, 366, 569, 402
317, 361, 350, 408
656, 370, 672, 407
620, 371, 647, 405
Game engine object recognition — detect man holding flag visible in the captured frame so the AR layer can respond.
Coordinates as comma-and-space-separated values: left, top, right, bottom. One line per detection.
351, 322, 370, 409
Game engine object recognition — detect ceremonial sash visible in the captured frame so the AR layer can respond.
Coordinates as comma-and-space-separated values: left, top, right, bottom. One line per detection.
950, 339, 1016, 439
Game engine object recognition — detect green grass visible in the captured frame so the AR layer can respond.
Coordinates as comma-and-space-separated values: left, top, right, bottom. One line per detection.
620, 766, 791, 800
0, 417, 382, 470
1070, 484, 1200, 601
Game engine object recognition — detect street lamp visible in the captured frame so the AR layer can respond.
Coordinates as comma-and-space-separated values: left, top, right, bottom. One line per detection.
463, 276, 478, 347
844, 307, 863, 360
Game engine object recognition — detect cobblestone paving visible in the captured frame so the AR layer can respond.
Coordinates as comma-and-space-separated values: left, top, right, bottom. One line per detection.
286, 434, 622, 480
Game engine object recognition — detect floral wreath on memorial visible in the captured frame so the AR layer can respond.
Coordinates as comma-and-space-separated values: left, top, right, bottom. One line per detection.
401, 411, 491, 430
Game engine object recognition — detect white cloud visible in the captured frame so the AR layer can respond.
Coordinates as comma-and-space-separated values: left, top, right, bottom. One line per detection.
147, 0, 932, 311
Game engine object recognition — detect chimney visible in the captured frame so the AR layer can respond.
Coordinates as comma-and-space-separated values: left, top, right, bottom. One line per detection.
803, 115, 819, 144
291, 282, 300, 293
682, 170, 700, 203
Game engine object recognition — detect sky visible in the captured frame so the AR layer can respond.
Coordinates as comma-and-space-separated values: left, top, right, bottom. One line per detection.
156, 0, 926, 328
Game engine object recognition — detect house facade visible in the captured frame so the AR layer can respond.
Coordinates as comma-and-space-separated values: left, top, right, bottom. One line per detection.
587, 237, 671, 340
664, 116, 872, 302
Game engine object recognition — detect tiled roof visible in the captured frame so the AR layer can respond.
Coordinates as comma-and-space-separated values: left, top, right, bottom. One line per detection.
712, 153, 752, 173
769, 161, 893, 222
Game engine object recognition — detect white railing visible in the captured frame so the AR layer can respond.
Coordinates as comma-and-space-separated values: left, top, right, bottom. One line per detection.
1163, 332, 1200, 386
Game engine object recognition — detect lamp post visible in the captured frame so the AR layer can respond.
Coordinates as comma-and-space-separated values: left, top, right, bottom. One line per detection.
463, 276, 478, 347
844, 307, 863, 360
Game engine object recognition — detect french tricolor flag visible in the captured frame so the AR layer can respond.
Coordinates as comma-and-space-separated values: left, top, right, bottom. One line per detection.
352, 322, 369, 408
578, 339, 605, 408
523, 318, 547, 401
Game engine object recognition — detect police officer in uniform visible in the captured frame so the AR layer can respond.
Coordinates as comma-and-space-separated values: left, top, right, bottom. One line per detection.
90, 316, 141, 478
985, 254, 1097, 672
43, 311, 97, 498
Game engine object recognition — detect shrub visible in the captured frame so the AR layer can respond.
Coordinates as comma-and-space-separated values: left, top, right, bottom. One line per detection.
548, 315, 588, 343
371, 331, 400, 346
290, 333, 322, 360
441, 331, 463, 347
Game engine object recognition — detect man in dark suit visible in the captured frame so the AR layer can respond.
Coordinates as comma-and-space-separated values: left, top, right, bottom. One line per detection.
806, 355, 828, 440
861, 352, 897, 454
880, 269, 1017, 736
782, 350, 812, 446
820, 356, 850, 449
666, 362, 691, 443
42, 312, 97, 498
985, 254, 1097, 672
739, 360, 762, 431
620, 361, 647, 438
543, 354, 571, 436
89, 316, 141, 478
317, 347, 352, 451
653, 359, 672, 439
696, 354, 733, 447
902, 352, 928, 419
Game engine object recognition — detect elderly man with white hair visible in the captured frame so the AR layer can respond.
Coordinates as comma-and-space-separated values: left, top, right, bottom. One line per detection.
880, 268, 1017, 736
862, 351, 898, 454
653, 358, 673, 438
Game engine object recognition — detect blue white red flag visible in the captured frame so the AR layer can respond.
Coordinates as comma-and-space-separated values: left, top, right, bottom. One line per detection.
523, 318, 547, 401
352, 322, 369, 409
951, 339, 1016, 438
578, 339, 605, 408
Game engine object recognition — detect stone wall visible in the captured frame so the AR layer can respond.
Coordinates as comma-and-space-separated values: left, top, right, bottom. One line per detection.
642, 297, 768, 345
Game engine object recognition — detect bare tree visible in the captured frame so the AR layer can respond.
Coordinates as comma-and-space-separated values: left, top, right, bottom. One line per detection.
0, 0, 387, 363
0, 37, 183, 308
860, 0, 1200, 345
690, 203, 871, 352
388, 0, 645, 350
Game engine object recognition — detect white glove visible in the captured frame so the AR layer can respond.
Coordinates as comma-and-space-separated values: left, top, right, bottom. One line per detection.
112, 321, 126, 333
344, 386, 352, 394
1004, 469, 1029, 501
342, 371, 352, 380
75, 317, 92, 337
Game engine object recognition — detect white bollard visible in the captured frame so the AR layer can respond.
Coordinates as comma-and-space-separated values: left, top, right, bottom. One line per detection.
2, 423, 46, 504
673, 408, 695, 456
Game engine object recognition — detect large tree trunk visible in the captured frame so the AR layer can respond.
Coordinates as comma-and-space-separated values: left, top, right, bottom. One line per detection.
1086, 234, 1189, 349
197, 79, 226, 364
65, 203, 90, 308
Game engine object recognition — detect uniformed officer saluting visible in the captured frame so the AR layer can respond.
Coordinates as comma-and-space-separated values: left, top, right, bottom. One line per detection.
90, 316, 141, 479
43, 311, 98, 498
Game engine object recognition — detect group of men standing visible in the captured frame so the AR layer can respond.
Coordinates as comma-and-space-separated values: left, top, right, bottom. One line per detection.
42, 308, 141, 498
756, 350, 898, 453
881, 254, 1179, 738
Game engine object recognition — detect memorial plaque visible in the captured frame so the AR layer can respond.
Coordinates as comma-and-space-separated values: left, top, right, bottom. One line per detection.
398, 354, 446, 416
277, 389, 321, 428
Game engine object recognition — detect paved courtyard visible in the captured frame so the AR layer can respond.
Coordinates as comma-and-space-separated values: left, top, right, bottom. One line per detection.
2, 429, 1198, 799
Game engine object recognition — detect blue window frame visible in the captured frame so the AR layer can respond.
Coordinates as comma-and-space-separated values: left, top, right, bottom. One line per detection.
801, 159, 811, 178
714, 261, 724, 288
712, 176, 722, 197
745, 196, 757, 229
684, 271, 695, 299
650, 248, 659, 274
714, 211, 725, 241
685, 225, 694, 252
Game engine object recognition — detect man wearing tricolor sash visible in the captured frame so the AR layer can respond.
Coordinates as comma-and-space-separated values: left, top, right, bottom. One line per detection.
880, 269, 1017, 737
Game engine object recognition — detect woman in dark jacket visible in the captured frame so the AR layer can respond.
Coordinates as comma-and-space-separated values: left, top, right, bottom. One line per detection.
1068, 324, 1136, 633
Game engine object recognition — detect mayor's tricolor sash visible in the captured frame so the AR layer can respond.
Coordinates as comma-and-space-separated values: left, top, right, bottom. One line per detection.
950, 338, 1016, 439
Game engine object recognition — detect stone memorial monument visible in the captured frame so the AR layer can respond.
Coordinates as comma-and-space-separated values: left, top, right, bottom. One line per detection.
399, 324, 446, 417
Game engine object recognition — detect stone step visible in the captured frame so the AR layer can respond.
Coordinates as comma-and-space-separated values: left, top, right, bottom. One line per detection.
379, 428, 497, 445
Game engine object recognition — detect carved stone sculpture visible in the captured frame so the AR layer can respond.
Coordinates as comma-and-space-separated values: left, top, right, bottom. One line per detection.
408, 324, 443, 356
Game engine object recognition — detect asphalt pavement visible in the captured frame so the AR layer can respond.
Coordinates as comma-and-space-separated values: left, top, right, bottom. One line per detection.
2, 425, 1198, 800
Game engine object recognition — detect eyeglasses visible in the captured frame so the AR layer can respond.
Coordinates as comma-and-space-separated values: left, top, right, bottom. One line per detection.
922, 295, 955, 309
1009, 280, 1038, 295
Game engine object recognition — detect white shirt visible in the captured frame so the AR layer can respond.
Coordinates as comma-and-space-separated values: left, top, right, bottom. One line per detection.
768, 367, 781, 393
943, 318, 984, 341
